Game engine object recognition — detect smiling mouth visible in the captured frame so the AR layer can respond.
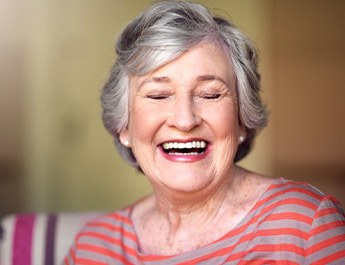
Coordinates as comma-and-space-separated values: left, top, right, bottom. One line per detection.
161, 140, 208, 155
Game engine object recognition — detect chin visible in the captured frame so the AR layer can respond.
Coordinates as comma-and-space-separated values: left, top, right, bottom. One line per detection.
154, 171, 217, 194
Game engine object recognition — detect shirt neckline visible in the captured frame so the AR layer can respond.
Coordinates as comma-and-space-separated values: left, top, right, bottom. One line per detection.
124, 177, 286, 259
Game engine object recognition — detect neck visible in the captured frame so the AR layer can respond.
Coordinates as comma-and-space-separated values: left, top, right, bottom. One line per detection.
132, 167, 271, 255
151, 166, 245, 231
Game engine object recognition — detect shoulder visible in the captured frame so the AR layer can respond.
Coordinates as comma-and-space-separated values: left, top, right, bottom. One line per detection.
237, 178, 345, 264
63, 207, 137, 264
74, 207, 135, 242
256, 178, 345, 223
85, 206, 132, 226
263, 178, 329, 207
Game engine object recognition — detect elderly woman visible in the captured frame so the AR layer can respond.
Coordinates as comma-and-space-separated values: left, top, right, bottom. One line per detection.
65, 1, 345, 264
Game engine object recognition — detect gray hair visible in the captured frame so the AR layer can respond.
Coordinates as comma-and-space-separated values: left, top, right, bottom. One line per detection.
101, 0, 267, 170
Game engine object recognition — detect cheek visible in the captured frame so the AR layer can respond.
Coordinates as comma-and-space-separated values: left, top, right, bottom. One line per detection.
201, 102, 240, 138
128, 102, 165, 141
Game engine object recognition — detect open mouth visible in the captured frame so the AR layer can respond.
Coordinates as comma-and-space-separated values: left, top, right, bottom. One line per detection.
161, 140, 208, 156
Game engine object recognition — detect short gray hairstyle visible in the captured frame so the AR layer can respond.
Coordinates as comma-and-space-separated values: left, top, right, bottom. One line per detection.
101, 0, 267, 170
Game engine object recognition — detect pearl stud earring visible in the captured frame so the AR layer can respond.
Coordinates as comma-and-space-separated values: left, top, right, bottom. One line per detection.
123, 140, 130, 147
239, 135, 245, 143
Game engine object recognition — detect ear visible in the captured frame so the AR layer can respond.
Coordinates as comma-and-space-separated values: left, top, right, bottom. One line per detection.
119, 129, 131, 147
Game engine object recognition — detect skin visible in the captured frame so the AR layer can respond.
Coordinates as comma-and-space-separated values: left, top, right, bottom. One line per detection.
120, 41, 273, 255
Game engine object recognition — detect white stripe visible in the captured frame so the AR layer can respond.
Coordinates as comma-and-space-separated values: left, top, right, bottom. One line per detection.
0, 215, 15, 265
32, 214, 47, 265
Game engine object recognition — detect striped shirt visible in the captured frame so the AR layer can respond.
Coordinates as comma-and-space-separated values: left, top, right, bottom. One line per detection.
64, 178, 345, 264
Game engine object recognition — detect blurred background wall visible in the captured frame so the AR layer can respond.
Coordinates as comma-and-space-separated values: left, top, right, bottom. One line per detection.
0, 0, 344, 218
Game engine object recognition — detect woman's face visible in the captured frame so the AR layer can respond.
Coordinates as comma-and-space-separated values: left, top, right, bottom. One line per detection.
120, 42, 243, 193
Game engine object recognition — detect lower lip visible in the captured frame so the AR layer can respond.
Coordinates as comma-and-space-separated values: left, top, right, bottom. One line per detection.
159, 146, 210, 163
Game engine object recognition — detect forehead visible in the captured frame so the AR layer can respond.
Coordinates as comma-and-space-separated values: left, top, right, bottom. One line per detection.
132, 41, 235, 88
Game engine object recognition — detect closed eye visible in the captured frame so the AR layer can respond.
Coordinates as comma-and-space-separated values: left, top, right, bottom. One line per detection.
147, 94, 171, 100
201, 93, 222, 100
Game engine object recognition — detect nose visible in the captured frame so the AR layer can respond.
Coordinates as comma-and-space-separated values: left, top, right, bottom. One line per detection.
166, 94, 202, 132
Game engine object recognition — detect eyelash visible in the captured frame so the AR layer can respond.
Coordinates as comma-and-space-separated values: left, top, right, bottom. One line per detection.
147, 94, 222, 100
200, 93, 222, 100
147, 94, 171, 100
145, 88, 225, 101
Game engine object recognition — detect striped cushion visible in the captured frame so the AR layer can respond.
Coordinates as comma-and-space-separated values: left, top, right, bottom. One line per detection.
0, 212, 102, 265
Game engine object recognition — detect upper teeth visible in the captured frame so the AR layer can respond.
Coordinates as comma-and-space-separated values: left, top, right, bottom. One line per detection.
162, 141, 207, 150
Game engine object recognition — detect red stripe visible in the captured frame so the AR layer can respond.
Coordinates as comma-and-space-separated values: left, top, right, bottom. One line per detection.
12, 214, 35, 265
87, 222, 137, 241
63, 246, 75, 264
78, 231, 137, 253
87, 212, 132, 226
247, 243, 305, 255
310, 220, 345, 235
256, 228, 309, 240
77, 244, 134, 265
64, 257, 70, 265
74, 258, 108, 265
314, 206, 343, 218
307, 234, 345, 254
63, 248, 75, 265
78, 231, 121, 242
266, 183, 323, 201
262, 198, 318, 214
310, 249, 345, 265
108, 212, 132, 225
77, 232, 138, 258
71, 247, 76, 262
264, 212, 313, 224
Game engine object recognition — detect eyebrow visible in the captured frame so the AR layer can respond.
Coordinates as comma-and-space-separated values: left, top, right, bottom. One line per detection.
138, 74, 228, 90
196, 75, 227, 84
138, 76, 171, 90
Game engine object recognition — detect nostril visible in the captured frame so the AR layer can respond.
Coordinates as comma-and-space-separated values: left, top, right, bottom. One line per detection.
167, 113, 201, 131
167, 101, 202, 131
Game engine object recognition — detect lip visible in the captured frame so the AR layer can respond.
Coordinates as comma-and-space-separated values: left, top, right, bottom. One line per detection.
158, 138, 210, 163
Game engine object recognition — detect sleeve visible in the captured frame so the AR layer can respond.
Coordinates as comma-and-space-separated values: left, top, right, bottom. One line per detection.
62, 230, 81, 265
62, 242, 76, 265
306, 195, 345, 264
